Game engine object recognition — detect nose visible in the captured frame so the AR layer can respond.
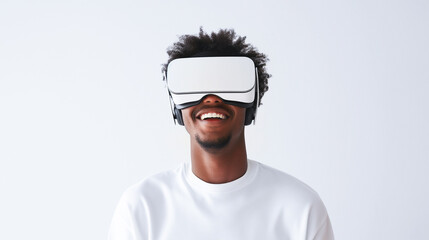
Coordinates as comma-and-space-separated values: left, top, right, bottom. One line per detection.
203, 95, 223, 104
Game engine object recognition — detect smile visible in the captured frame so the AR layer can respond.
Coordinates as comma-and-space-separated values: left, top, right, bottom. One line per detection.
199, 112, 227, 120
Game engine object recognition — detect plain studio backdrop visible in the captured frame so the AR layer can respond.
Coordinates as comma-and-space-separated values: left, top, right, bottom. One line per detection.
1, 0, 428, 239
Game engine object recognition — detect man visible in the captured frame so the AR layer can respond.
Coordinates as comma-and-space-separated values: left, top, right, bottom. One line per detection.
108, 28, 334, 240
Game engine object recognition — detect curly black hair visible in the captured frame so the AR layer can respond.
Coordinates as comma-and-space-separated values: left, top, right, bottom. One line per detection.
162, 28, 271, 106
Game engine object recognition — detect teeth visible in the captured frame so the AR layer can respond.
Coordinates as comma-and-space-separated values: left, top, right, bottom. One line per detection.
200, 112, 226, 120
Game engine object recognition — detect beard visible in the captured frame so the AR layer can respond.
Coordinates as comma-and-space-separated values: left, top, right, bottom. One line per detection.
195, 134, 231, 150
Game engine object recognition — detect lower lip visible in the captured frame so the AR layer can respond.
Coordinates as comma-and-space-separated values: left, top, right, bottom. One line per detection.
198, 118, 226, 125
202, 118, 224, 121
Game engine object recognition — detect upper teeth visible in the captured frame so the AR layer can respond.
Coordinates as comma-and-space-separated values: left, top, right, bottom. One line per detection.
200, 113, 226, 120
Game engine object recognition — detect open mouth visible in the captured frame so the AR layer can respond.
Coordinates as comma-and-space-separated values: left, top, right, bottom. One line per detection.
193, 105, 232, 122
199, 112, 227, 120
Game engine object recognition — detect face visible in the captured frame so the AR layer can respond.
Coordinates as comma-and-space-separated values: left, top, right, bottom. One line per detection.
181, 95, 246, 151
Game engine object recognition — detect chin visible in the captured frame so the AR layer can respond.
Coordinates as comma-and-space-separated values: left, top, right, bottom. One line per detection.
195, 134, 231, 150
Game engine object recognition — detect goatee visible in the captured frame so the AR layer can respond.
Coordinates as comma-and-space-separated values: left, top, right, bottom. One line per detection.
195, 134, 231, 150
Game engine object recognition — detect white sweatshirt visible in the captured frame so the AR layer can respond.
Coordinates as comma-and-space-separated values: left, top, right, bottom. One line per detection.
108, 160, 334, 240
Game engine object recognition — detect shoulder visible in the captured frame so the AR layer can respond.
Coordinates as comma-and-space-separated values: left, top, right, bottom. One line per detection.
251, 160, 333, 238
251, 160, 326, 208
109, 165, 186, 239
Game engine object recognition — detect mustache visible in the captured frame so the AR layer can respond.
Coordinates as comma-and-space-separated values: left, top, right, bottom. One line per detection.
191, 104, 234, 119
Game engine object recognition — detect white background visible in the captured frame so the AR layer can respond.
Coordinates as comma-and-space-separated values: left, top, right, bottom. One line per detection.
1, 0, 428, 239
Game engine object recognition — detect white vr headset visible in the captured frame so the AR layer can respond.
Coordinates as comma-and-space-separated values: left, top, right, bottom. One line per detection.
165, 56, 259, 125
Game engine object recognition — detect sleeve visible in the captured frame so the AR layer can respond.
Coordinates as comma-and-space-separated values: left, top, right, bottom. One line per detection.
305, 193, 335, 240
108, 191, 136, 240
312, 216, 335, 240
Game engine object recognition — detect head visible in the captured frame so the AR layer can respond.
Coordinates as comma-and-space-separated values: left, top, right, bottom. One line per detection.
162, 28, 271, 151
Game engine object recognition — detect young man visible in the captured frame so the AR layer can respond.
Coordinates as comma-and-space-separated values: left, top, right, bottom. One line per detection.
108, 29, 334, 240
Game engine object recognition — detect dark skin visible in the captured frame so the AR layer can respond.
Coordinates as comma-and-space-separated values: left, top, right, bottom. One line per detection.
181, 95, 248, 184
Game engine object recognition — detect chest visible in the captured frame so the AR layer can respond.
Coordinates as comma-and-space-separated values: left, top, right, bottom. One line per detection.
140, 191, 304, 240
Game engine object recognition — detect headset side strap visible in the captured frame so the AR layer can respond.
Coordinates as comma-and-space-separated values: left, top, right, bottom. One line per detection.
253, 67, 259, 125
164, 71, 177, 125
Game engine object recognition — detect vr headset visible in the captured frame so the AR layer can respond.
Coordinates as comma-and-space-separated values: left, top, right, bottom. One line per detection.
165, 56, 259, 125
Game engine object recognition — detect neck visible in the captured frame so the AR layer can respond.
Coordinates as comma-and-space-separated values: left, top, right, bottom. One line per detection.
190, 133, 247, 184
